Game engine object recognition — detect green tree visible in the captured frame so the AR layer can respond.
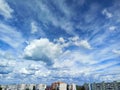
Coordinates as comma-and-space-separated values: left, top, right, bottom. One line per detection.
33, 86, 35, 90
25, 88, 29, 90
81, 86, 85, 90
0, 86, 2, 90
67, 84, 69, 90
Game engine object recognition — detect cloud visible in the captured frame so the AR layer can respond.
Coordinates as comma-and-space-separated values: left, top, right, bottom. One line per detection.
31, 21, 38, 34
24, 38, 63, 64
30, 21, 46, 38
0, 0, 13, 19
109, 26, 116, 31
0, 0, 120, 84
0, 22, 24, 48
74, 40, 92, 49
19, 68, 31, 75
0, 58, 51, 84
55, 36, 92, 49
112, 49, 120, 55
34, 68, 51, 77
102, 9, 112, 18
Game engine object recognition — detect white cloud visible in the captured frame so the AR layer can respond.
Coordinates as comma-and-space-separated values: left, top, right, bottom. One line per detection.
24, 38, 63, 63
19, 68, 30, 75
0, 0, 13, 19
0, 23, 24, 48
55, 36, 92, 49
112, 49, 120, 55
58, 37, 65, 43
74, 40, 92, 49
31, 21, 38, 34
69, 36, 79, 42
34, 68, 51, 77
53, 50, 95, 69
102, 9, 112, 18
109, 26, 116, 31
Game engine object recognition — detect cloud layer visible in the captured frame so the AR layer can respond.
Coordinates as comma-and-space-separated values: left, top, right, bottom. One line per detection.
0, 0, 120, 85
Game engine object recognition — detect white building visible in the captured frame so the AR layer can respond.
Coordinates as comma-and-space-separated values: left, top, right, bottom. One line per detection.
69, 83, 76, 90
36, 84, 46, 90
51, 82, 67, 90
17, 84, 26, 90
1, 85, 7, 90
59, 82, 67, 90
2, 85, 17, 90
26, 84, 35, 90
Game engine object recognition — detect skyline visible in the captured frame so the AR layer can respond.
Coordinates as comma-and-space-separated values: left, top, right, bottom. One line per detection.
0, 0, 120, 85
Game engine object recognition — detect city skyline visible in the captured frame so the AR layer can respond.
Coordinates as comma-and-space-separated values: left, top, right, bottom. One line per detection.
0, 0, 120, 84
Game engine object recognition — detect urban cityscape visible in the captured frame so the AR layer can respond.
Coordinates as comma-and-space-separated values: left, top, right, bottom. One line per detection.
0, 81, 120, 90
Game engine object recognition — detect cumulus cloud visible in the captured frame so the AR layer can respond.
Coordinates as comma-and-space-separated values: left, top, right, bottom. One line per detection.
0, 0, 13, 19
24, 38, 63, 64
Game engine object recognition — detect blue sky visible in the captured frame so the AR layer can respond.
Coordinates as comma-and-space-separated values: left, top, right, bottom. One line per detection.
0, 0, 120, 85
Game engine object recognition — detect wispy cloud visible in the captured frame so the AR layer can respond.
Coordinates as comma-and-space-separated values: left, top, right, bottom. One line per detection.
102, 9, 112, 18
0, 22, 24, 48
0, 0, 120, 84
31, 21, 38, 34
0, 0, 13, 19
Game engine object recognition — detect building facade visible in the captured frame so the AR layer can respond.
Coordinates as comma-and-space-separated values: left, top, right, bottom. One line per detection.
69, 83, 76, 90
51, 81, 67, 90
90, 81, 120, 90
36, 84, 46, 90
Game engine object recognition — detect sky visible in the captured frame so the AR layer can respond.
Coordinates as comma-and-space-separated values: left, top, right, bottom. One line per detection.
0, 0, 120, 85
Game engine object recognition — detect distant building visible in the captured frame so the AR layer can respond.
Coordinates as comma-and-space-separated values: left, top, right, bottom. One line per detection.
69, 83, 76, 90
45, 86, 51, 90
26, 84, 35, 90
91, 81, 120, 90
51, 81, 67, 90
36, 84, 46, 90
0, 85, 6, 90
59, 82, 67, 90
2, 85, 17, 90
83, 83, 89, 90
0, 81, 120, 90
17, 84, 26, 90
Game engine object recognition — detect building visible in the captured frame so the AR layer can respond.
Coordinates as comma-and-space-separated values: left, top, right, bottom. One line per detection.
51, 81, 67, 90
36, 84, 46, 90
0, 85, 6, 90
17, 84, 26, 90
45, 86, 51, 90
69, 83, 76, 90
90, 81, 120, 90
3, 85, 18, 90
26, 84, 35, 90
83, 83, 89, 90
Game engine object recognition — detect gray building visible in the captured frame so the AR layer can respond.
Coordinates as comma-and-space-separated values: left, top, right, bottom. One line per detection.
90, 81, 120, 90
